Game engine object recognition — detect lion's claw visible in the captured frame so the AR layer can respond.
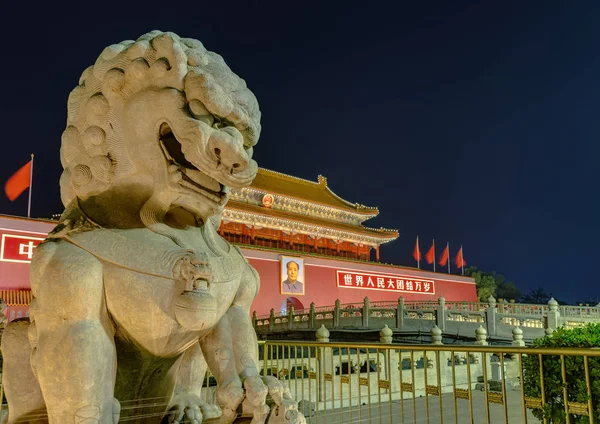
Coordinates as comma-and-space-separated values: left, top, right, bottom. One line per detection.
168, 404, 201, 424
165, 393, 221, 424
241, 376, 304, 424
216, 381, 245, 422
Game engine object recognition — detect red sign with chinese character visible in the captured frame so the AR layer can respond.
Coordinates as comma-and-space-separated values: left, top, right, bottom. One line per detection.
0, 234, 44, 263
336, 270, 435, 295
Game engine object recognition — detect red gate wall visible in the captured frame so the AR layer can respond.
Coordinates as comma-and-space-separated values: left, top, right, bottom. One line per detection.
0, 216, 477, 321
241, 248, 476, 316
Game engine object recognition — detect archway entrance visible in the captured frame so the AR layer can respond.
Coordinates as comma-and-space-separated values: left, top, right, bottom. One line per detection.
279, 297, 305, 314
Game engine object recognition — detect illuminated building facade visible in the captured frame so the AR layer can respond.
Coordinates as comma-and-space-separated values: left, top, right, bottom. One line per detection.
0, 168, 476, 322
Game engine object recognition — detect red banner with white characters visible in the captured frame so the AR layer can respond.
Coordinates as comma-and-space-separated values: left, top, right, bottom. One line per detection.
336, 270, 435, 295
0, 234, 44, 263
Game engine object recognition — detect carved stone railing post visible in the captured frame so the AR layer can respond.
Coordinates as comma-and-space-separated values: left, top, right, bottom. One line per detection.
380, 325, 393, 343
547, 298, 559, 330
288, 305, 294, 330
474, 325, 488, 346
309, 302, 316, 329
431, 325, 443, 345
252, 311, 257, 329
316, 325, 330, 343
485, 296, 497, 337
362, 297, 370, 328
269, 308, 275, 331
396, 296, 404, 329
334, 299, 341, 328
437, 296, 446, 332
316, 325, 331, 402
511, 327, 524, 360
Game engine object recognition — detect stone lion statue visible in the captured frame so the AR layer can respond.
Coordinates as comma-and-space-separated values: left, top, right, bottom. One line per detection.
1, 31, 304, 424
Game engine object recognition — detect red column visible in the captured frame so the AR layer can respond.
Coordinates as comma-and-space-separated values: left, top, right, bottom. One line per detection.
376, 245, 380, 262
251, 224, 255, 242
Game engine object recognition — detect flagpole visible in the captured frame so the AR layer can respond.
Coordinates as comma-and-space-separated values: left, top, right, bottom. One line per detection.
417, 235, 420, 269
27, 154, 34, 218
433, 239, 436, 272
461, 245, 464, 275
447, 242, 450, 273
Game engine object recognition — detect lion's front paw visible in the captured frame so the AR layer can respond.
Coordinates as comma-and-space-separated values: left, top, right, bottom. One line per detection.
242, 376, 270, 422
242, 376, 305, 424
164, 394, 203, 424
216, 380, 245, 423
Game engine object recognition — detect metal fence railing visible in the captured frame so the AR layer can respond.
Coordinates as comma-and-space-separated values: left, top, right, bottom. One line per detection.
4, 340, 599, 423
258, 340, 600, 423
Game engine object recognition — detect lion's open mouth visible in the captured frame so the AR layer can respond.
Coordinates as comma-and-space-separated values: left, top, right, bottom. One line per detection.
159, 123, 227, 204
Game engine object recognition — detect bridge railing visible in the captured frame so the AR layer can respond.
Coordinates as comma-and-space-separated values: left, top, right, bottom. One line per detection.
560, 305, 600, 319
243, 336, 600, 423
253, 296, 600, 342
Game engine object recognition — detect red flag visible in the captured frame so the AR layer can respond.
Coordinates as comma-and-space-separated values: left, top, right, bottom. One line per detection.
438, 244, 449, 266
5, 160, 32, 201
454, 247, 466, 268
412, 237, 422, 262
425, 242, 435, 264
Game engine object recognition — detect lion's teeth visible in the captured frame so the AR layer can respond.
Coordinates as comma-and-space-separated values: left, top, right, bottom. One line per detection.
180, 180, 222, 202
182, 168, 221, 192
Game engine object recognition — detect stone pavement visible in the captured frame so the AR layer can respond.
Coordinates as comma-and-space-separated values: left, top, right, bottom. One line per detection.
305, 390, 541, 423
0, 391, 542, 423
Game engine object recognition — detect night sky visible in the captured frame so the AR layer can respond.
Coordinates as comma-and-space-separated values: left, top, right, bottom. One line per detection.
1, 1, 598, 303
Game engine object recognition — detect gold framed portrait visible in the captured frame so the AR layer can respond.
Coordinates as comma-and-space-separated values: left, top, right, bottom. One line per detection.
280, 256, 305, 295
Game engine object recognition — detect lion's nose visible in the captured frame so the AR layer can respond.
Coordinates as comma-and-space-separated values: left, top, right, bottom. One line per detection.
208, 128, 249, 174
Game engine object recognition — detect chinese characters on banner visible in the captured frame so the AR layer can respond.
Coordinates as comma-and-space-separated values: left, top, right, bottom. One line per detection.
0, 234, 44, 263
336, 270, 435, 295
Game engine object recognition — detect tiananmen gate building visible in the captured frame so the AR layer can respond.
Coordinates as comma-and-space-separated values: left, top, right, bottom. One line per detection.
0, 168, 476, 322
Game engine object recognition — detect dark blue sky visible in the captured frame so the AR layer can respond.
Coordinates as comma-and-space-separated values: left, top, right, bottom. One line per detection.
1, 1, 598, 302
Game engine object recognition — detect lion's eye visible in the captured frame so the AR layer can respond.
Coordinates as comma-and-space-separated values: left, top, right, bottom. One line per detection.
195, 115, 214, 127
213, 117, 234, 130
188, 100, 214, 127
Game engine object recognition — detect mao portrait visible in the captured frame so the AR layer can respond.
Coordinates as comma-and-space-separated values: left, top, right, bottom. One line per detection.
280, 256, 305, 295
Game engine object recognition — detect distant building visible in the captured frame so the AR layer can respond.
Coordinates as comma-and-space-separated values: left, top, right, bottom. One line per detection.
0, 168, 476, 322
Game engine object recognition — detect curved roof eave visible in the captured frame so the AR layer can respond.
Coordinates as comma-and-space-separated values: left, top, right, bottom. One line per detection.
250, 168, 380, 216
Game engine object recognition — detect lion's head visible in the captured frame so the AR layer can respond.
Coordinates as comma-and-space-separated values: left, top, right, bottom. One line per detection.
60, 30, 260, 229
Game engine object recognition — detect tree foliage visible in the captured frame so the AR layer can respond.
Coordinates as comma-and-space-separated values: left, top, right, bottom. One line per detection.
523, 324, 600, 423
464, 266, 521, 302
520, 287, 552, 304
521, 287, 568, 305
496, 281, 521, 301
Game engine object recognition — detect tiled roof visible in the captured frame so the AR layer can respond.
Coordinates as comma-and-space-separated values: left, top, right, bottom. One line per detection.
249, 168, 379, 216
